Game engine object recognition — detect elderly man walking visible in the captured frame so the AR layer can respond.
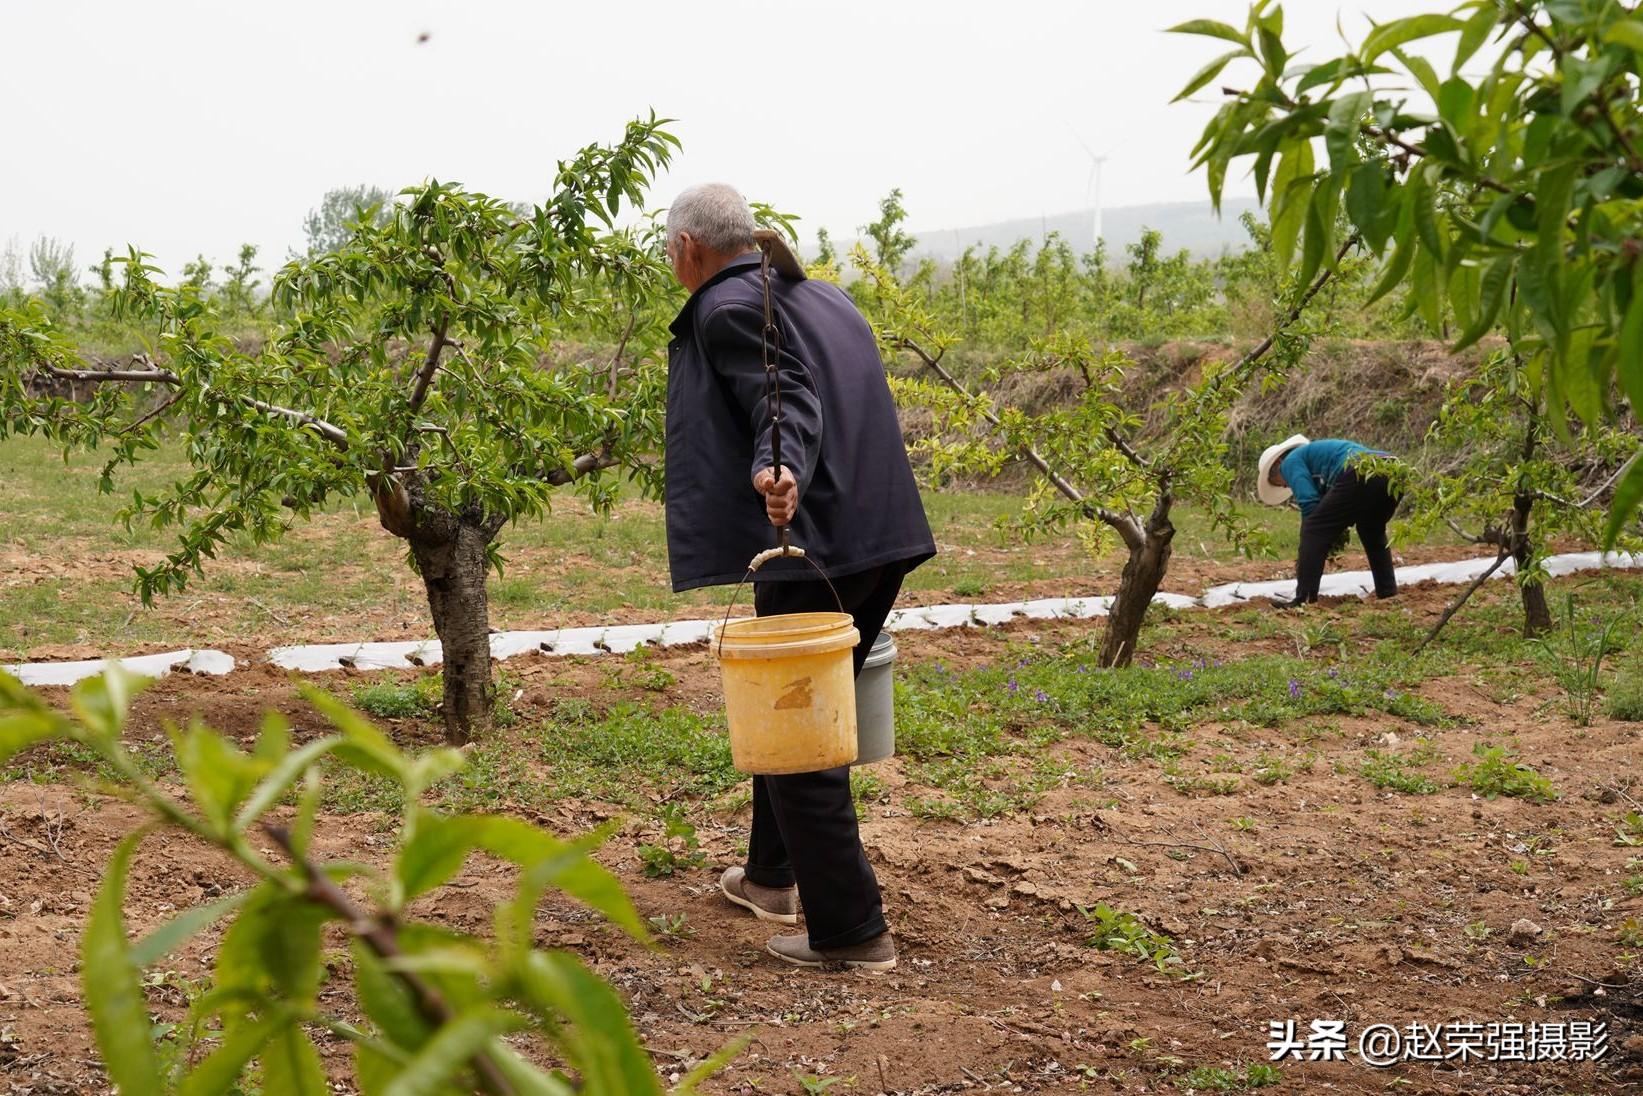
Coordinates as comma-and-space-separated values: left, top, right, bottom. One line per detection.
662, 183, 935, 969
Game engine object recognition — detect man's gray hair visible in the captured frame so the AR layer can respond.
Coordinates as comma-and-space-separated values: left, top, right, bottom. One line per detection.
667, 183, 756, 254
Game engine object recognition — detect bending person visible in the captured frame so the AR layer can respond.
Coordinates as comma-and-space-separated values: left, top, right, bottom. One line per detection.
1257, 434, 1400, 607
661, 183, 936, 970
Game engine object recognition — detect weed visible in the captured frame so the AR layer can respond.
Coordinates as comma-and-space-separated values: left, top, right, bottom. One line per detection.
647, 913, 693, 940
1618, 918, 1643, 948
1615, 812, 1643, 847
1464, 920, 1491, 941
1081, 903, 1191, 977
636, 805, 707, 878
952, 577, 988, 598
1607, 666, 1643, 721
1177, 1063, 1281, 1091
794, 1073, 849, 1094
1360, 747, 1440, 795
1452, 744, 1558, 804
1532, 593, 1629, 726
352, 676, 440, 720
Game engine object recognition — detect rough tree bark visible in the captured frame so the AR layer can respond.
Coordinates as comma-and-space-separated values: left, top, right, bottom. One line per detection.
1098, 485, 1175, 668
375, 473, 505, 745
1513, 401, 1554, 638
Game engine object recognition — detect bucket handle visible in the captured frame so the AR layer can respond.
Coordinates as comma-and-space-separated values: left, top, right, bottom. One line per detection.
716, 539, 848, 658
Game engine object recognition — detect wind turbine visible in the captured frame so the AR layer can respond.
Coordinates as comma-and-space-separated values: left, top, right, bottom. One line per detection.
1070, 127, 1114, 252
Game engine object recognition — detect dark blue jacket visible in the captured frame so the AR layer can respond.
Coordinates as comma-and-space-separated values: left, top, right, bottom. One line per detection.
1280, 439, 1386, 518
664, 254, 935, 591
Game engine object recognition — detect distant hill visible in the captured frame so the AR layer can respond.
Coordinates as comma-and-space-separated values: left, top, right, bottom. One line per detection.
900, 198, 1263, 263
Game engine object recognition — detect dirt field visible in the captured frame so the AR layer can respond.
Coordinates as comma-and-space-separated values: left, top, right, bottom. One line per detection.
3, 568, 1642, 1095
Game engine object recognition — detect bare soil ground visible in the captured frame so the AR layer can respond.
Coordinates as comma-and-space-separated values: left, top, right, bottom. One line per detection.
3, 576, 1642, 1094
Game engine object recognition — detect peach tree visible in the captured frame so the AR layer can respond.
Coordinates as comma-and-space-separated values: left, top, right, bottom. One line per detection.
0, 117, 679, 743
1176, 0, 1643, 543
0, 667, 733, 1093
854, 245, 1352, 666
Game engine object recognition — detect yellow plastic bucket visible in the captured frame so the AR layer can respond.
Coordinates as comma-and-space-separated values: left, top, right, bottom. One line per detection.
715, 612, 861, 775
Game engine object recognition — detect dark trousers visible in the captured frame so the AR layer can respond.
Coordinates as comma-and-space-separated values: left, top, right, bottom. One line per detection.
1295, 468, 1400, 603
743, 562, 904, 949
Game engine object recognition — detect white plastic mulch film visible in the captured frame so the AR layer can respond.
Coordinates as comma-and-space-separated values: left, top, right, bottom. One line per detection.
6, 552, 1642, 685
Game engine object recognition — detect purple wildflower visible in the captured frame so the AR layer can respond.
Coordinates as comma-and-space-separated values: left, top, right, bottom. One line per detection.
1035, 689, 1050, 703
1287, 679, 1302, 699
1007, 677, 1019, 695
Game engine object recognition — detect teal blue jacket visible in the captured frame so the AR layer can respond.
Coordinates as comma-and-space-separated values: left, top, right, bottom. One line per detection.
1279, 440, 1387, 518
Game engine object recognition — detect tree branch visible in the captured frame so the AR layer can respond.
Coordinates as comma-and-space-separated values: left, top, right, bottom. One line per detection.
243, 398, 351, 448
44, 363, 179, 384
1414, 545, 1513, 654
39, 359, 351, 450
543, 445, 621, 486
1104, 427, 1150, 470
408, 317, 451, 415
263, 825, 515, 1096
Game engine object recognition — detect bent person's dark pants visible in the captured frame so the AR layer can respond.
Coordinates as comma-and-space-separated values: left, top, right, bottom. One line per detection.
745, 562, 904, 949
1295, 468, 1399, 603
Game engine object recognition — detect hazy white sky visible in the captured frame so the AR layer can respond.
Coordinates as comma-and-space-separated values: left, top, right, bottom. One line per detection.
2, 0, 1435, 277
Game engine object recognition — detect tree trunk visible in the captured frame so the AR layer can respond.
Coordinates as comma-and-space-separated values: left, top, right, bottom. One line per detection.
1510, 492, 1553, 638
1510, 395, 1553, 639
375, 471, 503, 746
1099, 499, 1175, 669
410, 520, 496, 745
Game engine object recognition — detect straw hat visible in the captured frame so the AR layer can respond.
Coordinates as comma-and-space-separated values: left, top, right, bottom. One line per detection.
1256, 434, 1310, 506
753, 229, 807, 281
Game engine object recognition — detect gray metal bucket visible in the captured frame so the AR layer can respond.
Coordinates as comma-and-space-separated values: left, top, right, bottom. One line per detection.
853, 633, 897, 765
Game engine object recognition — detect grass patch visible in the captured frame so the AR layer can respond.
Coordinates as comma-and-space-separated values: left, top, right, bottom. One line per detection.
1176, 1063, 1282, 1091
1082, 903, 1193, 978
1360, 742, 1441, 795
1451, 744, 1558, 804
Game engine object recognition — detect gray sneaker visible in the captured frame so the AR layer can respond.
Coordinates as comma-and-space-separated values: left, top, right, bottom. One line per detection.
766, 931, 897, 971
719, 867, 799, 925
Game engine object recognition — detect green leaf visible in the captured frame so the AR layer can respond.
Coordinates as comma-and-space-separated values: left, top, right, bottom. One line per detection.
1269, 141, 1314, 270
1326, 92, 1372, 171
69, 665, 146, 741
178, 1011, 282, 1096
1605, 18, 1643, 56
1561, 327, 1604, 425
671, 1035, 751, 1095
215, 884, 331, 1003
1437, 77, 1475, 130
1620, 282, 1643, 415
517, 953, 663, 1096
353, 940, 434, 1051
262, 1021, 330, 1096
1300, 187, 1327, 288
234, 735, 342, 833
131, 889, 254, 968
396, 810, 484, 904
1603, 452, 1643, 548
1454, 7, 1498, 74
1453, 255, 1515, 351
1392, 47, 1442, 103
300, 685, 408, 783
1172, 49, 1246, 102
1361, 14, 1464, 64
1410, 171, 1445, 263
1367, 235, 1415, 307
82, 831, 164, 1096
381, 1007, 526, 1096
1561, 55, 1614, 118
0, 710, 63, 766
1166, 19, 1249, 47
175, 723, 269, 837
1345, 165, 1390, 251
